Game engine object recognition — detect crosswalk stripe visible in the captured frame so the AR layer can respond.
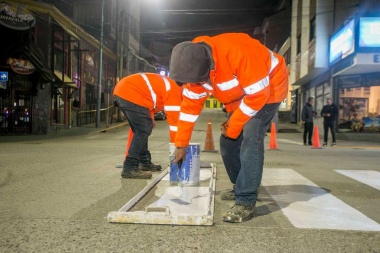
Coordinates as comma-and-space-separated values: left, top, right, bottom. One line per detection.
335, 170, 380, 190
262, 168, 380, 231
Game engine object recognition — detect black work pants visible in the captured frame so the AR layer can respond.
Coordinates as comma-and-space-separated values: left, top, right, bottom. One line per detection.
303, 122, 313, 144
323, 121, 336, 143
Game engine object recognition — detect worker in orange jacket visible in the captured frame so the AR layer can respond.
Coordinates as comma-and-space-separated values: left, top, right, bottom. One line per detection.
169, 33, 288, 222
113, 73, 183, 179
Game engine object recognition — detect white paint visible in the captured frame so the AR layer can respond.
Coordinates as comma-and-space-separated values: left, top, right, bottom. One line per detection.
335, 170, 380, 190
277, 139, 304, 145
161, 169, 212, 181
166, 186, 183, 197
150, 187, 211, 216
108, 164, 216, 225
262, 168, 380, 231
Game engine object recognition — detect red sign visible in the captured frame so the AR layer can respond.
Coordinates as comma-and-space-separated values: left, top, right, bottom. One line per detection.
7, 57, 35, 75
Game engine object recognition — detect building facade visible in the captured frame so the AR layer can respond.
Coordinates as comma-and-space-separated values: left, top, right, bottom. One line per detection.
0, 0, 154, 135
284, 0, 380, 141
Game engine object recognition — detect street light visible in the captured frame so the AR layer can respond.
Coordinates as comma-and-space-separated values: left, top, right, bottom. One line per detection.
96, 0, 105, 128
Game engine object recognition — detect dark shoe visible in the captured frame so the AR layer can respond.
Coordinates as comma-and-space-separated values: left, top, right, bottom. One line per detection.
331, 142, 336, 146
323, 142, 327, 146
223, 204, 256, 223
308, 142, 312, 146
121, 169, 152, 179
220, 186, 235, 200
139, 162, 162, 171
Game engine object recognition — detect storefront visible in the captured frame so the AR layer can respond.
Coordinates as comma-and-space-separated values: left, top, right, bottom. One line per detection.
330, 16, 380, 134
335, 73, 380, 133
0, 2, 42, 135
0, 71, 34, 135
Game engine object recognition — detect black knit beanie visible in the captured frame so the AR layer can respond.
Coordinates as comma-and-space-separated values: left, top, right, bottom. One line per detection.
169, 42, 210, 84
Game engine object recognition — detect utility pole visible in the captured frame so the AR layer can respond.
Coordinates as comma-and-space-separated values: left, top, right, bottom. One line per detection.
96, 0, 105, 128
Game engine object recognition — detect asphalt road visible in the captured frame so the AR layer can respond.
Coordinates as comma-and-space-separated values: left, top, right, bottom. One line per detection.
0, 109, 379, 253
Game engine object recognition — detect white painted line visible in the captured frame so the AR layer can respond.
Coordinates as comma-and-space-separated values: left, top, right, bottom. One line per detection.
277, 139, 304, 145
335, 170, 380, 190
262, 168, 380, 231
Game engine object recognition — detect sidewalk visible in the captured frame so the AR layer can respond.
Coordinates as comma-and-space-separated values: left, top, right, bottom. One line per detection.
0, 121, 129, 142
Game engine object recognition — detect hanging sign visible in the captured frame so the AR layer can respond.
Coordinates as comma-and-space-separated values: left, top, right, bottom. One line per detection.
0, 2, 36, 30
7, 57, 35, 75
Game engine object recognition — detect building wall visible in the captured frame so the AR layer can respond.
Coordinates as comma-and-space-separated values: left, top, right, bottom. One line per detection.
286, 0, 380, 140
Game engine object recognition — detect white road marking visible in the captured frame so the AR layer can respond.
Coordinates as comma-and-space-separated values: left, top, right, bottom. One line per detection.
262, 168, 380, 231
277, 139, 303, 145
335, 170, 380, 190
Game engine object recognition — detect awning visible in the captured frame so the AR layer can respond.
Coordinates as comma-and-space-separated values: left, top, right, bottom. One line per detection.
52, 17, 80, 41
24, 43, 55, 82
54, 70, 78, 89
332, 53, 380, 77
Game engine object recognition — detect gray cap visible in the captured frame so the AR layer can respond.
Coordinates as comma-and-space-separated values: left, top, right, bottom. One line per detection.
169, 41, 210, 84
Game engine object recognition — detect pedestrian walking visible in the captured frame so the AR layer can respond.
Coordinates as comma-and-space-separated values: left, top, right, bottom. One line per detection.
301, 97, 316, 146
169, 33, 288, 222
113, 73, 183, 179
321, 98, 338, 146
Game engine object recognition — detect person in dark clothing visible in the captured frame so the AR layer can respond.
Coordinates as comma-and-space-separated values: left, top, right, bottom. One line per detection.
301, 97, 316, 146
321, 98, 338, 146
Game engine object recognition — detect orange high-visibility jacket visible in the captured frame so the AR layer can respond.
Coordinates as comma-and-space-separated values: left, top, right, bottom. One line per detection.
113, 73, 183, 142
175, 33, 288, 147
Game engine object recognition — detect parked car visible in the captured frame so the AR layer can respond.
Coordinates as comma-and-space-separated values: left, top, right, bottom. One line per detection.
154, 111, 166, 120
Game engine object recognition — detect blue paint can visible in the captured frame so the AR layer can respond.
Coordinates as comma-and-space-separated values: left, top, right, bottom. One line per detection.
169, 143, 200, 186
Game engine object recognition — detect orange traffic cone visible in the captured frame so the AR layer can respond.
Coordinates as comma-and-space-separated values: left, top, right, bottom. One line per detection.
311, 125, 322, 149
268, 122, 278, 150
203, 119, 218, 152
125, 127, 134, 156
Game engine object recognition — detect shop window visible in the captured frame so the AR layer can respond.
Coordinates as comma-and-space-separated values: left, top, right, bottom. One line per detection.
338, 86, 380, 133
310, 16, 316, 42
297, 34, 301, 54
86, 84, 96, 108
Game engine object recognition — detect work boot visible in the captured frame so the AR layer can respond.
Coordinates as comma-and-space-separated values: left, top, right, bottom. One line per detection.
121, 169, 152, 179
331, 142, 336, 146
222, 204, 256, 223
139, 162, 162, 171
323, 142, 327, 146
220, 185, 235, 200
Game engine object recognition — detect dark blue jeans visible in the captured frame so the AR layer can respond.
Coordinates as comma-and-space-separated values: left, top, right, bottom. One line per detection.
114, 96, 153, 171
220, 103, 280, 206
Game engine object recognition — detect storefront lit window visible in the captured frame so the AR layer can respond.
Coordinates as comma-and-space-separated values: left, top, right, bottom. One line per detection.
338, 86, 380, 133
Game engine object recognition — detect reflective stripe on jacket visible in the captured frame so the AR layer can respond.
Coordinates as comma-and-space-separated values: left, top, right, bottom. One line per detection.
113, 73, 183, 142
175, 33, 288, 147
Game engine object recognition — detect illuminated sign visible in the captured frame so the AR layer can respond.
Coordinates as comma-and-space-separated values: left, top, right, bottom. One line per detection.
359, 17, 380, 48
329, 19, 355, 64
0, 3, 36, 30
7, 57, 35, 75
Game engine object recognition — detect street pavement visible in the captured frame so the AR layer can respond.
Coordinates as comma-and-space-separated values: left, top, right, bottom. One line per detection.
0, 109, 379, 253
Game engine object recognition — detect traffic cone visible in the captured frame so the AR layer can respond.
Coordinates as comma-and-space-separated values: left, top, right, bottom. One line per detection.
125, 127, 134, 156
203, 119, 218, 152
311, 125, 322, 149
268, 122, 278, 150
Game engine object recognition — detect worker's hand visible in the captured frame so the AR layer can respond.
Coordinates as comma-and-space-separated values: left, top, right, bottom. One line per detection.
174, 147, 187, 164
220, 121, 229, 137
152, 120, 156, 128
302, 121, 305, 125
